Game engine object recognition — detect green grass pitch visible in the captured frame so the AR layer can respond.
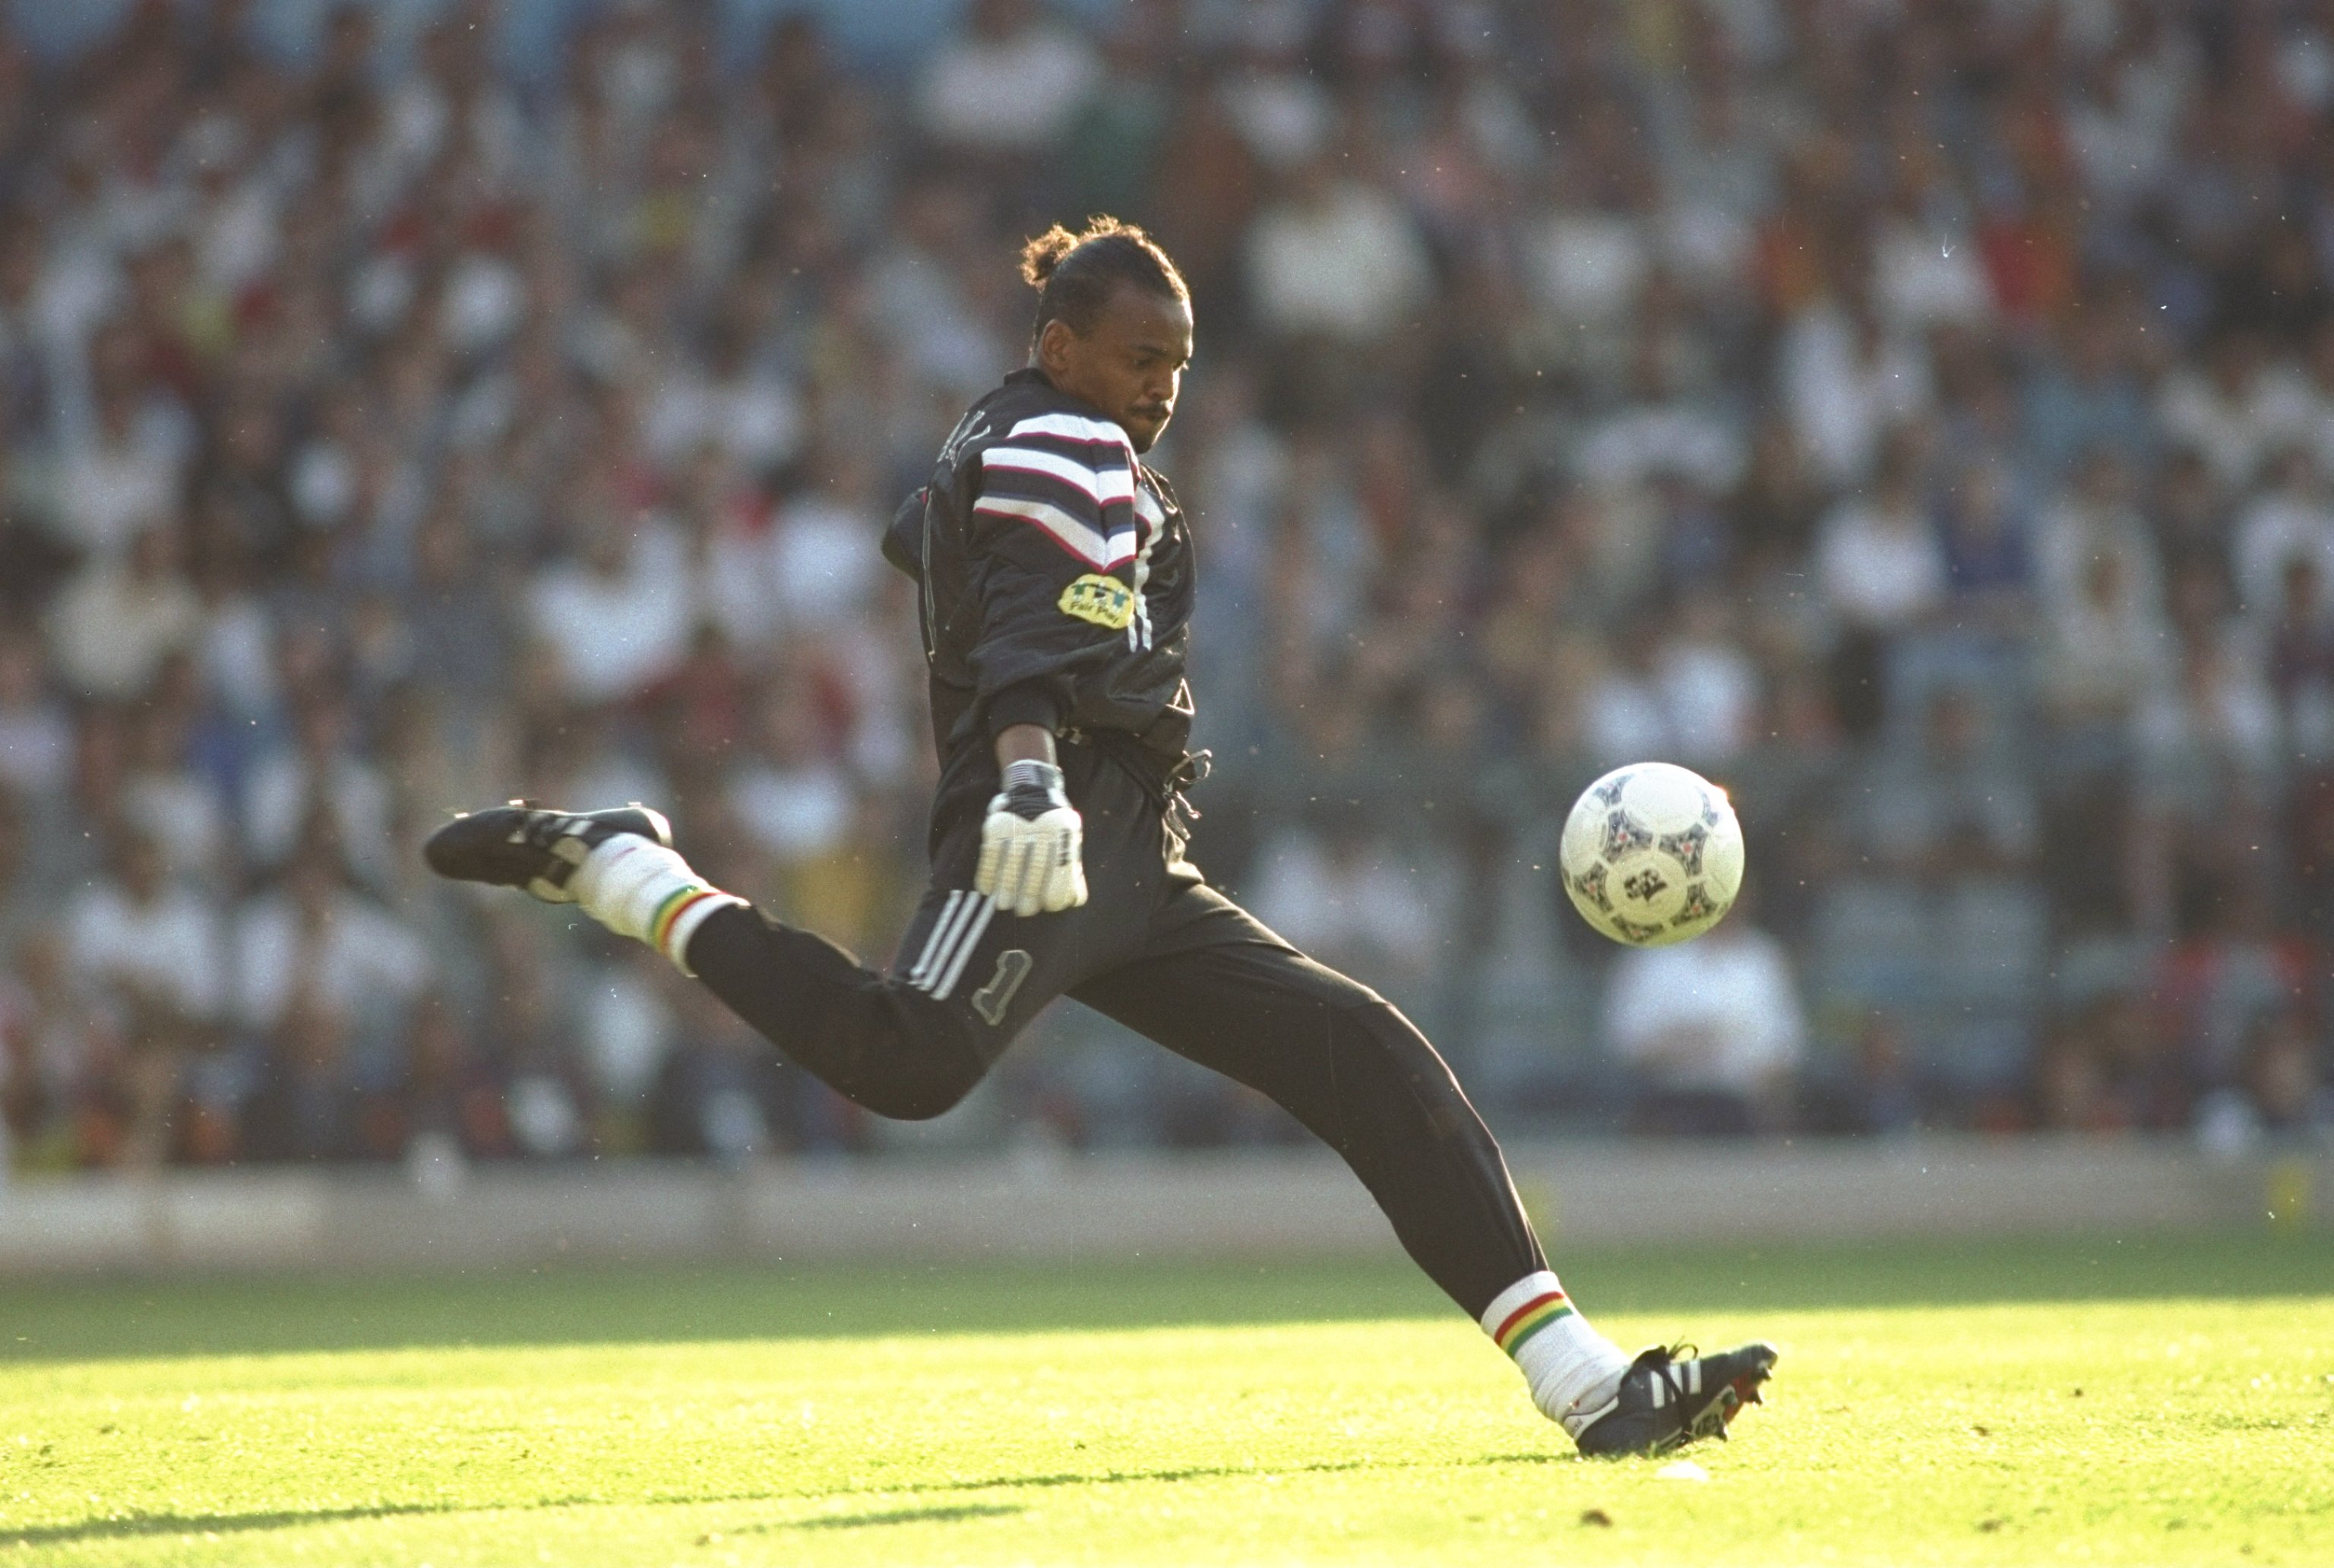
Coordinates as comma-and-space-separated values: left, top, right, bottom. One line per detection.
2, 1231, 2330, 1566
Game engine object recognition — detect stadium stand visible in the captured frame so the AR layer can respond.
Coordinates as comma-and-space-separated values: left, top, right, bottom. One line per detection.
0, 0, 2330, 1172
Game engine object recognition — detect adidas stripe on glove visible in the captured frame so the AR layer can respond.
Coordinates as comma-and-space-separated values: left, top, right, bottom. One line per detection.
975, 759, 1089, 916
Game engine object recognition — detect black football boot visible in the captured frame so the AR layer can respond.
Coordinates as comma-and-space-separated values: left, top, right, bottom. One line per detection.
1573, 1342, 1779, 1458
422, 802, 672, 904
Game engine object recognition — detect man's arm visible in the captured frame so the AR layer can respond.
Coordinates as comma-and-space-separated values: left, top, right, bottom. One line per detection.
957, 408, 1148, 918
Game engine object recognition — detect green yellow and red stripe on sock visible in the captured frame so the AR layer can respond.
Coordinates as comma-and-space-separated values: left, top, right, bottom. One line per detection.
650, 885, 723, 959
1491, 1285, 1576, 1357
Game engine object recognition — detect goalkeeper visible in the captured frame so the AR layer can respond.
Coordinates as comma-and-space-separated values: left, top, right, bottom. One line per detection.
425, 218, 1774, 1457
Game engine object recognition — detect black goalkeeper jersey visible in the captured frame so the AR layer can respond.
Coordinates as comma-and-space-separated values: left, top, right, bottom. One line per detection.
884, 368, 1198, 832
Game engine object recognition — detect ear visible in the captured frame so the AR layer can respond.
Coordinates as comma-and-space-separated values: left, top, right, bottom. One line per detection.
1036, 316, 1080, 375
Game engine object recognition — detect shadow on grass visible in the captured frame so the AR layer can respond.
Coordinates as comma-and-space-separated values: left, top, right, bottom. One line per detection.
5, 1456, 1478, 1548
3, 1231, 2326, 1362
770, 1503, 1023, 1531
889, 1456, 1390, 1495
2, 1503, 451, 1548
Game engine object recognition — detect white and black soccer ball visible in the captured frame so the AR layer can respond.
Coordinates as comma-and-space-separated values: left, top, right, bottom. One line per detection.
1558, 761, 1744, 947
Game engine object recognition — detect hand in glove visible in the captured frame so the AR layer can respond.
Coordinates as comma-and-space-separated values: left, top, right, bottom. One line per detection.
974, 759, 1089, 916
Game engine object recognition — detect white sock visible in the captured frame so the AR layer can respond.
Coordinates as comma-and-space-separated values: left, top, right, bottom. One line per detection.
569, 836, 746, 978
1481, 1271, 1633, 1438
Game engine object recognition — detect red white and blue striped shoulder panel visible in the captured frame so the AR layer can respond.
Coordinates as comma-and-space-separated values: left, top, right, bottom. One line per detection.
973, 411, 1140, 568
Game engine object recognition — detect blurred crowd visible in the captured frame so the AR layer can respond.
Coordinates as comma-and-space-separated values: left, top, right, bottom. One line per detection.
3, 0, 2333, 1176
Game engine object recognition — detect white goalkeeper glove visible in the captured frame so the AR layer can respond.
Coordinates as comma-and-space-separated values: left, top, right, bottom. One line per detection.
975, 759, 1089, 916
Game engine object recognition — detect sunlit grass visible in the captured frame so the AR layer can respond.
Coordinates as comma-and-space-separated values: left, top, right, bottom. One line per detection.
2, 1234, 2329, 1565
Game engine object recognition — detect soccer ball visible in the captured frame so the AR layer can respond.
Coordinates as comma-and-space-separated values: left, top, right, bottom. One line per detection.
1559, 762, 1744, 947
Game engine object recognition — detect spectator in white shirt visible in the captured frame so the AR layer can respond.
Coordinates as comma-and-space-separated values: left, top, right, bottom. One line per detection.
1815, 437, 1946, 735
2040, 545, 2175, 739
1218, 3, 1334, 171
2156, 329, 2311, 495
1657, 589, 1762, 767
230, 842, 430, 1059
2297, 317, 2334, 481
1780, 292, 1933, 489
1602, 904, 1807, 1136
1248, 814, 1453, 998
526, 504, 694, 706
50, 387, 185, 559
770, 461, 885, 628
1870, 189, 1992, 334
2234, 445, 2334, 627
65, 824, 221, 1163
119, 686, 227, 887
1580, 621, 1675, 770
44, 521, 201, 701
1245, 152, 1434, 347
0, 625, 71, 802
242, 697, 395, 886
2137, 567, 2281, 808
2035, 446, 2165, 627
1527, 199, 1651, 338
916, 0, 1101, 156
1817, 443, 1946, 626
727, 675, 859, 899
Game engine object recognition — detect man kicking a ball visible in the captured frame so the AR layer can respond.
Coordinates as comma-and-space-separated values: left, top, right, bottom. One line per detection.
426, 217, 1776, 1457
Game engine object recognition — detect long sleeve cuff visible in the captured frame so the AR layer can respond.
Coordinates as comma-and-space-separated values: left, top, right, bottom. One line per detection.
986, 681, 1064, 737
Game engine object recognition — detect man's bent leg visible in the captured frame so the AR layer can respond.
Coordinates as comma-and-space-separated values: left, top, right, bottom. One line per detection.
682, 822, 1141, 1121
425, 801, 1096, 1124
557, 822, 1024, 1122
422, 789, 1146, 1124
685, 904, 994, 1121
675, 752, 1175, 1119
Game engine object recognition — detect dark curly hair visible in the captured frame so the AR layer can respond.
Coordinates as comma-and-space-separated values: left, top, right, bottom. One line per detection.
1018, 216, 1188, 348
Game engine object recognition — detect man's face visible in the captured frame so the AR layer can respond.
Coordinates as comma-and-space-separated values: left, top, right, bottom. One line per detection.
1038, 284, 1193, 454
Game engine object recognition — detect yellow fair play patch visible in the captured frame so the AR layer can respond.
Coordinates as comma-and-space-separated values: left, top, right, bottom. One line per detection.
1058, 573, 1134, 630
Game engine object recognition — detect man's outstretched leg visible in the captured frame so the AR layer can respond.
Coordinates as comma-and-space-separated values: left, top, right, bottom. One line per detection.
1071, 886, 1776, 1457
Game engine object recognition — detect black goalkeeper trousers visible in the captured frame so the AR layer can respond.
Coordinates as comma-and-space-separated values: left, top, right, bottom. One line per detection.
684, 738, 1546, 1320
